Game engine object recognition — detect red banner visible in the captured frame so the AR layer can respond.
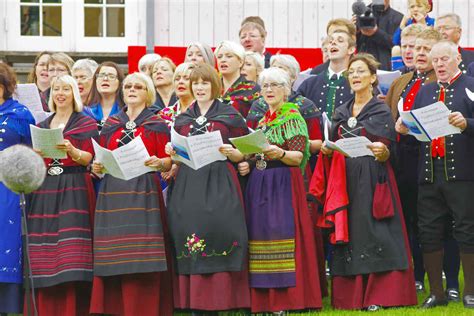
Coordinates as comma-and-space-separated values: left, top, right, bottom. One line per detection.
128, 46, 324, 73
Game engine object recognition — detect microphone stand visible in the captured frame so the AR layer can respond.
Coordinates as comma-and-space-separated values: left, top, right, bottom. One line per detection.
20, 192, 37, 316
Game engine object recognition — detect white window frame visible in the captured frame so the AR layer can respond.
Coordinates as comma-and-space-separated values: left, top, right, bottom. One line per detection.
74, 0, 140, 53
4, 0, 141, 53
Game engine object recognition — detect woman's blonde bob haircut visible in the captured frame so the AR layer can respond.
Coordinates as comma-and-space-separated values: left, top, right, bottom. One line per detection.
48, 75, 83, 113
123, 72, 157, 107
214, 41, 246, 62
189, 63, 222, 100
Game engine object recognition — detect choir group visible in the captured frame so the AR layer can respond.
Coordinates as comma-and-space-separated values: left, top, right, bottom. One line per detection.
1, 0, 474, 315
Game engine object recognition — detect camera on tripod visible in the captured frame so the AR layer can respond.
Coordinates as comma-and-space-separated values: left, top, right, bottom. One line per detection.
352, 0, 385, 29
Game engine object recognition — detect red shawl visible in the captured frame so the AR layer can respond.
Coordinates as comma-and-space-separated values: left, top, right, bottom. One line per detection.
309, 151, 349, 244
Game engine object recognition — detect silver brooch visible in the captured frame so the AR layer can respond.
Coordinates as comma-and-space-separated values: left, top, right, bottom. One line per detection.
196, 116, 207, 125
348, 117, 357, 128
125, 121, 136, 130
47, 166, 64, 176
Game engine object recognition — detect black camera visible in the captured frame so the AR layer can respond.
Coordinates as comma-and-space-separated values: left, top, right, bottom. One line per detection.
352, 0, 385, 29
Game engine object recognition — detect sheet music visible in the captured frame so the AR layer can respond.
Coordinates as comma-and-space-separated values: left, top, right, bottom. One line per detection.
14, 83, 51, 123
92, 136, 154, 180
229, 130, 270, 154
171, 128, 226, 170
30, 125, 66, 159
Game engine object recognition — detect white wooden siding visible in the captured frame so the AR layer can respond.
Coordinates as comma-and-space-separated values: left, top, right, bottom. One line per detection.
153, 0, 474, 48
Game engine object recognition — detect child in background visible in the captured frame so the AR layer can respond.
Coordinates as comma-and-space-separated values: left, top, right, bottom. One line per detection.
391, 0, 434, 70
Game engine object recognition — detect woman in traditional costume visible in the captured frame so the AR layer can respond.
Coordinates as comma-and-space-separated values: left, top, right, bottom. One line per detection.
27, 75, 98, 315
0, 63, 35, 315
215, 41, 260, 117
311, 54, 417, 311
87, 62, 125, 131
150, 58, 178, 113
27, 51, 51, 112
158, 62, 195, 128
166, 63, 250, 313
238, 67, 323, 313
90, 72, 173, 316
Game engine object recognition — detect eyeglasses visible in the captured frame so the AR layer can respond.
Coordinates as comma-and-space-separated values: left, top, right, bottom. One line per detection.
96, 73, 118, 80
123, 83, 146, 90
347, 69, 369, 77
48, 68, 67, 74
74, 75, 91, 82
435, 26, 458, 32
261, 82, 283, 90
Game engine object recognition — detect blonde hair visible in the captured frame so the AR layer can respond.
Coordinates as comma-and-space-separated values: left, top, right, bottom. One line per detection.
152, 57, 177, 75
401, 23, 427, 38
214, 41, 246, 61
48, 75, 83, 112
123, 72, 157, 107
327, 18, 357, 40
416, 28, 442, 42
409, 0, 430, 10
48, 53, 74, 74
173, 62, 196, 82
244, 52, 265, 76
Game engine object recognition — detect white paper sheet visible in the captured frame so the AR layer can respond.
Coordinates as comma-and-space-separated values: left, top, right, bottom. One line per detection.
229, 130, 270, 154
377, 70, 401, 95
92, 136, 154, 180
30, 125, 67, 159
398, 99, 461, 141
323, 112, 374, 157
14, 83, 51, 123
171, 128, 226, 170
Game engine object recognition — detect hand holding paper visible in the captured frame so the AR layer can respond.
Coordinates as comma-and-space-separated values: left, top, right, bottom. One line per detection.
30, 125, 67, 159
229, 130, 270, 154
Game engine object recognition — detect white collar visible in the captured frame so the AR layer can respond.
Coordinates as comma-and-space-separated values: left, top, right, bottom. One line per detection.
328, 66, 346, 80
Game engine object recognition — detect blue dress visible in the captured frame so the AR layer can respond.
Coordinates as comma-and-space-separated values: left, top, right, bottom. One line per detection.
0, 98, 35, 313
86, 101, 120, 131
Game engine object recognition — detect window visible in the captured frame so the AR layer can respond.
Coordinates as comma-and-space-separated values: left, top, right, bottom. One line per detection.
20, 0, 62, 36
84, 0, 125, 37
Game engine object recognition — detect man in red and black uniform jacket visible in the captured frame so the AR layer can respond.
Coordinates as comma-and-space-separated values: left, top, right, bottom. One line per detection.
435, 13, 474, 75
385, 28, 439, 293
396, 40, 474, 309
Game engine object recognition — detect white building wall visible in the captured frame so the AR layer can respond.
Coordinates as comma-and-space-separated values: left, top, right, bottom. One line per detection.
0, 0, 473, 54
154, 0, 474, 48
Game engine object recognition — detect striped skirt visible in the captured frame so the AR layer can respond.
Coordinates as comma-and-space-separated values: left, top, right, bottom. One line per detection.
93, 173, 167, 276
27, 172, 95, 288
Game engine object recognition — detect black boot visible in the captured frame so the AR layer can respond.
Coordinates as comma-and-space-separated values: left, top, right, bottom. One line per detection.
461, 253, 474, 308
421, 250, 448, 308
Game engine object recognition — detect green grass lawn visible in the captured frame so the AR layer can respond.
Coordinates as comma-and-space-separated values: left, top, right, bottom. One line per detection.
175, 270, 474, 316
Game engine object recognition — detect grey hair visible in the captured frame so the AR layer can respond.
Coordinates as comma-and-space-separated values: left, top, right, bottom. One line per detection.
270, 54, 301, 81
437, 13, 462, 28
258, 67, 292, 96
72, 58, 98, 78
214, 41, 246, 61
173, 62, 196, 82
138, 53, 161, 73
430, 40, 460, 58
186, 42, 215, 67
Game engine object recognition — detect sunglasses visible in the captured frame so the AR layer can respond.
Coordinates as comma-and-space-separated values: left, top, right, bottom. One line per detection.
124, 83, 146, 90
